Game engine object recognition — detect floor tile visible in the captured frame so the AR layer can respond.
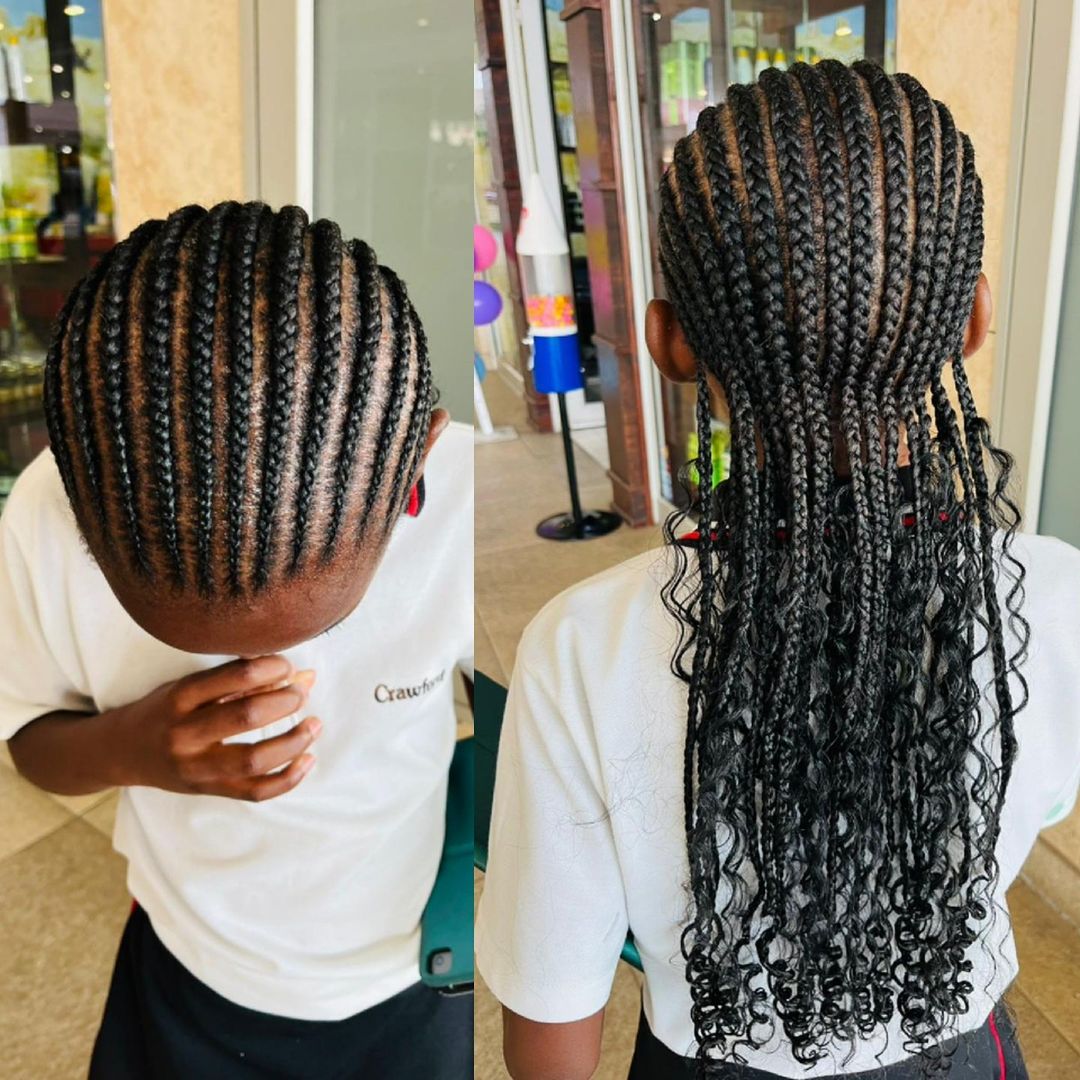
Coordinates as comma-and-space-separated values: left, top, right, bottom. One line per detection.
1008, 985, 1080, 1079
0, 818, 129, 1079
1021, 837, 1080, 929
477, 522, 663, 676
0, 766, 74, 861
572, 426, 612, 472
476, 612, 506, 685
1008, 878, 1080, 1051
45, 788, 115, 816
82, 791, 119, 840
1041, 801, 1080, 874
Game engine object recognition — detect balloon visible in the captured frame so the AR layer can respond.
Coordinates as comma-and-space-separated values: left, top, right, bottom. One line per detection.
473, 224, 498, 272
474, 280, 503, 326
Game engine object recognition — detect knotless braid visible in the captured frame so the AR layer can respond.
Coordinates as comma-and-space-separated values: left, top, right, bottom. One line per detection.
44, 201, 434, 598
658, 62, 1028, 1074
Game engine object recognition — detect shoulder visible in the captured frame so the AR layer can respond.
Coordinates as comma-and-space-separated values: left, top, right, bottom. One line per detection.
517, 547, 676, 676
1, 450, 78, 548
1004, 531, 1080, 610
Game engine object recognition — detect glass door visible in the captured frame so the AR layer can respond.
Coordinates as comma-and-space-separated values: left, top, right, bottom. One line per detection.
1039, 135, 1080, 546
313, 0, 474, 426
633, 0, 897, 505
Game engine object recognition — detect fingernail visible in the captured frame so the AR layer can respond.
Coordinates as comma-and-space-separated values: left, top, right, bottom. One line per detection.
308, 717, 323, 739
300, 754, 316, 775
293, 670, 317, 690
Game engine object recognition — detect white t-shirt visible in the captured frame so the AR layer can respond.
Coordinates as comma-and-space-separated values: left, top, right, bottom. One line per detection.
0, 422, 473, 1021
475, 535, 1080, 1076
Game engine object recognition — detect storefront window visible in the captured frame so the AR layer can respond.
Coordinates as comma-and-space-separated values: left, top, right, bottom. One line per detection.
0, 0, 114, 511
635, 0, 897, 503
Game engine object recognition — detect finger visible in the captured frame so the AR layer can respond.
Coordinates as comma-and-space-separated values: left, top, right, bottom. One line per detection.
234, 752, 316, 803
171, 656, 293, 714
216, 668, 316, 705
175, 686, 313, 752
206, 716, 322, 781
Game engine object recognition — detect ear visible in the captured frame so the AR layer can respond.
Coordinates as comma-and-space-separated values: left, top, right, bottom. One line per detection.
646, 298, 698, 383
962, 273, 992, 358
414, 407, 450, 475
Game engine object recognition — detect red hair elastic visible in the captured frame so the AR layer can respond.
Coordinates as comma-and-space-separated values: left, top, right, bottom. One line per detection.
406, 476, 425, 518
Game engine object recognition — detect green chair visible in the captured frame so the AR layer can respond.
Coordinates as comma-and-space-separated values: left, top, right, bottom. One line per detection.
420, 734, 475, 992
473, 671, 642, 972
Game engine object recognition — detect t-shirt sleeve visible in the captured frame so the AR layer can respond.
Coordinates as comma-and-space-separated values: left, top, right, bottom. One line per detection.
0, 495, 92, 741
474, 647, 629, 1023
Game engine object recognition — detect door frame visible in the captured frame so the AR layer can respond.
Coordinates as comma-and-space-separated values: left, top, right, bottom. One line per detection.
240, 0, 315, 211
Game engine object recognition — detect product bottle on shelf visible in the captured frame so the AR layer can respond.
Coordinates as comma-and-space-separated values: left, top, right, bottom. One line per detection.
733, 45, 754, 85
773, 48, 788, 72
4, 35, 25, 103
753, 46, 771, 79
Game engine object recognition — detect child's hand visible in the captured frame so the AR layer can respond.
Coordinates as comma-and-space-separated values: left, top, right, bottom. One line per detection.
114, 655, 321, 802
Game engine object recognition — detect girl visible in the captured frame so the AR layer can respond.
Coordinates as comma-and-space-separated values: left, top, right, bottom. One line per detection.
1, 202, 473, 1077
476, 62, 1080, 1078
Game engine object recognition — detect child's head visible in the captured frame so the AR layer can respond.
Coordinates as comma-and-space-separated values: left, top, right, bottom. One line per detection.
647, 63, 1026, 1068
650, 60, 988, 462
44, 202, 445, 655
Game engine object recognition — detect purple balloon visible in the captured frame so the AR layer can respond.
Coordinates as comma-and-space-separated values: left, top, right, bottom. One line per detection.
474, 280, 503, 326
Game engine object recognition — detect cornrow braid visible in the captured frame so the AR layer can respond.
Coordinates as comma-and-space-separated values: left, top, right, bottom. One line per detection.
189, 201, 239, 591
96, 218, 164, 575
44, 201, 434, 599
292, 216, 343, 569
658, 63, 1028, 1073
326, 238, 383, 556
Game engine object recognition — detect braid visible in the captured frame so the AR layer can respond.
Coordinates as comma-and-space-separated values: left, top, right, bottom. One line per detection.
61, 258, 113, 532
143, 204, 205, 583
225, 203, 271, 593
327, 238, 383, 553
361, 265, 413, 533
97, 219, 164, 575
387, 297, 433, 522
659, 63, 1027, 1072
42, 287, 81, 510
254, 205, 307, 587
44, 202, 432, 602
189, 201, 239, 592
292, 217, 343, 568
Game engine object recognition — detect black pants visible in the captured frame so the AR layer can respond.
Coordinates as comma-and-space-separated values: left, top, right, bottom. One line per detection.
89, 905, 472, 1080
627, 1001, 1028, 1079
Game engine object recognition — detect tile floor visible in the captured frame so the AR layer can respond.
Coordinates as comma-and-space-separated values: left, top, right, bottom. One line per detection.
0, 740, 126, 1079
473, 369, 1080, 1079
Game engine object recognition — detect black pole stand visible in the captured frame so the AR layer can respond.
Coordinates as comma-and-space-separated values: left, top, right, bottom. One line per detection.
536, 392, 622, 541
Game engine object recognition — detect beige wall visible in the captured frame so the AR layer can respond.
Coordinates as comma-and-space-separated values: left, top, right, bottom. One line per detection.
898, 0, 1023, 417
103, 0, 247, 239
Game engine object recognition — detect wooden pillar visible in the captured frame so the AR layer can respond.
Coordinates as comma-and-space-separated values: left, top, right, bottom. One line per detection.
561, 0, 650, 525
475, 0, 552, 433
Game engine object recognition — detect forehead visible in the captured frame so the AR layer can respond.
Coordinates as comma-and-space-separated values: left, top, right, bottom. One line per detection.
101, 541, 387, 656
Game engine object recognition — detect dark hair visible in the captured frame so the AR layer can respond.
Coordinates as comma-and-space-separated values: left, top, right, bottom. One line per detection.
44, 202, 433, 596
658, 62, 1027, 1071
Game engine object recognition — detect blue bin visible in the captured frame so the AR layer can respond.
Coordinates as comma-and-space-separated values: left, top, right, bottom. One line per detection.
533, 332, 584, 394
